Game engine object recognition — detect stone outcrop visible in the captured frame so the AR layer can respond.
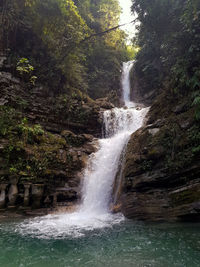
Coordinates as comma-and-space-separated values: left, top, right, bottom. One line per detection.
23, 183, 31, 206
129, 65, 158, 106
0, 184, 7, 209
120, 93, 200, 222
0, 71, 114, 138
0, 126, 98, 211
0, 63, 106, 213
8, 176, 18, 208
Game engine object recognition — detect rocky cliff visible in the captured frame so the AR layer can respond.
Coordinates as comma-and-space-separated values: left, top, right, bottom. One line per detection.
120, 91, 200, 222
0, 64, 114, 214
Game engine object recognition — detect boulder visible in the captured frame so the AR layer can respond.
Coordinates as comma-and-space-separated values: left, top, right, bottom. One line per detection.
0, 72, 20, 85
0, 184, 8, 209
8, 176, 18, 207
95, 97, 115, 109
31, 184, 44, 209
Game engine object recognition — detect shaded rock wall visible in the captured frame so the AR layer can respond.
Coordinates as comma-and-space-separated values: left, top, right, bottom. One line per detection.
0, 61, 114, 212
0, 119, 98, 211
0, 72, 106, 138
130, 64, 161, 106
120, 92, 200, 222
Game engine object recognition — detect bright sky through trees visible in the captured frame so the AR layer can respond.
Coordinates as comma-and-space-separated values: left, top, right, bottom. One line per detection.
119, 0, 136, 41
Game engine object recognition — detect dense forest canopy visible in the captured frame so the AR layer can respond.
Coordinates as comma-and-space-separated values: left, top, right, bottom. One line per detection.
0, 0, 130, 98
131, 0, 200, 117
1, 0, 200, 107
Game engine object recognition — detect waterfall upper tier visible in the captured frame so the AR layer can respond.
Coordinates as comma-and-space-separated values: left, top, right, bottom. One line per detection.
122, 61, 135, 108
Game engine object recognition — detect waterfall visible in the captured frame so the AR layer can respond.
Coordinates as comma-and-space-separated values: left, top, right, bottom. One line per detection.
79, 61, 148, 215
79, 107, 148, 215
18, 61, 149, 238
122, 61, 134, 108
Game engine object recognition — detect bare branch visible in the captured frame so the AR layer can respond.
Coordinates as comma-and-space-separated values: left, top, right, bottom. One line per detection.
81, 20, 135, 43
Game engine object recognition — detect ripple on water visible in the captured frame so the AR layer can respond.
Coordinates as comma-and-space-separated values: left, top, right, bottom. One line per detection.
0, 220, 200, 267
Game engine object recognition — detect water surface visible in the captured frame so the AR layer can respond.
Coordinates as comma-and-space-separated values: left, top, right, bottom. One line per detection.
0, 219, 199, 267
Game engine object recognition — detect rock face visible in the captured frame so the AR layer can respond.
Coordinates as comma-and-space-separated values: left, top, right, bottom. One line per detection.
120, 93, 200, 222
0, 124, 98, 210
130, 65, 158, 106
0, 72, 106, 138
0, 64, 109, 212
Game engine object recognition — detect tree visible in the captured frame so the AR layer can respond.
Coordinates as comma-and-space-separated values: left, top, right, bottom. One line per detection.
0, 0, 129, 98
131, 0, 200, 97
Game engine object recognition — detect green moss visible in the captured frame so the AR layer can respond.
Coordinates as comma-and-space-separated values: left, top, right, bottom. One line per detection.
0, 107, 76, 184
0, 106, 21, 137
145, 114, 200, 172
54, 92, 99, 125
61, 131, 84, 147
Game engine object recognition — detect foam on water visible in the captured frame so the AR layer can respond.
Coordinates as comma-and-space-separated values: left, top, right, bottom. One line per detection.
17, 211, 124, 239
17, 61, 149, 239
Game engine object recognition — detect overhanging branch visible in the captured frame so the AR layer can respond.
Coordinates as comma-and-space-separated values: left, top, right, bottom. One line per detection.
59, 20, 135, 64
81, 20, 135, 43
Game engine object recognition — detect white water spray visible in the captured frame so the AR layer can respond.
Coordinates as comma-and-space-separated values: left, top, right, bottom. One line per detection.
18, 61, 149, 238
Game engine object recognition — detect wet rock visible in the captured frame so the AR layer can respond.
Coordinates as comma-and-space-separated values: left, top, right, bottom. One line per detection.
53, 194, 57, 207
120, 108, 200, 222
179, 120, 192, 130
95, 97, 115, 109
44, 196, 51, 206
31, 184, 44, 209
79, 154, 89, 168
61, 130, 84, 146
0, 184, 8, 209
23, 184, 31, 206
56, 187, 78, 202
192, 202, 200, 212
0, 72, 20, 85
82, 143, 97, 154
81, 134, 94, 142
61, 130, 76, 139
172, 103, 186, 114
0, 54, 6, 69
146, 119, 164, 129
0, 98, 8, 106
8, 177, 18, 207
148, 128, 160, 136
121, 165, 200, 222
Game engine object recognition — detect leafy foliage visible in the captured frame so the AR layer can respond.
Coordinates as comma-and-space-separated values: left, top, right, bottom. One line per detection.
0, 0, 130, 98
16, 58, 37, 85
0, 107, 20, 137
131, 0, 200, 105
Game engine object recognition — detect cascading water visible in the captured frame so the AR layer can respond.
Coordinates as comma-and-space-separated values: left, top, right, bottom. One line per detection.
18, 61, 149, 238
121, 61, 135, 108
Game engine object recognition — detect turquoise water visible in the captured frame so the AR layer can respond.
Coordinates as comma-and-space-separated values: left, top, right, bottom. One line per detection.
0, 219, 200, 267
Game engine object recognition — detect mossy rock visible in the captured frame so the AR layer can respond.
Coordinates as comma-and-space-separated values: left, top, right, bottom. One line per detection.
61, 130, 84, 147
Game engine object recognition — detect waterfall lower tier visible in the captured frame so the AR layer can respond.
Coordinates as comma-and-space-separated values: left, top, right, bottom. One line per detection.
80, 134, 130, 214
79, 107, 149, 214
18, 105, 149, 238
